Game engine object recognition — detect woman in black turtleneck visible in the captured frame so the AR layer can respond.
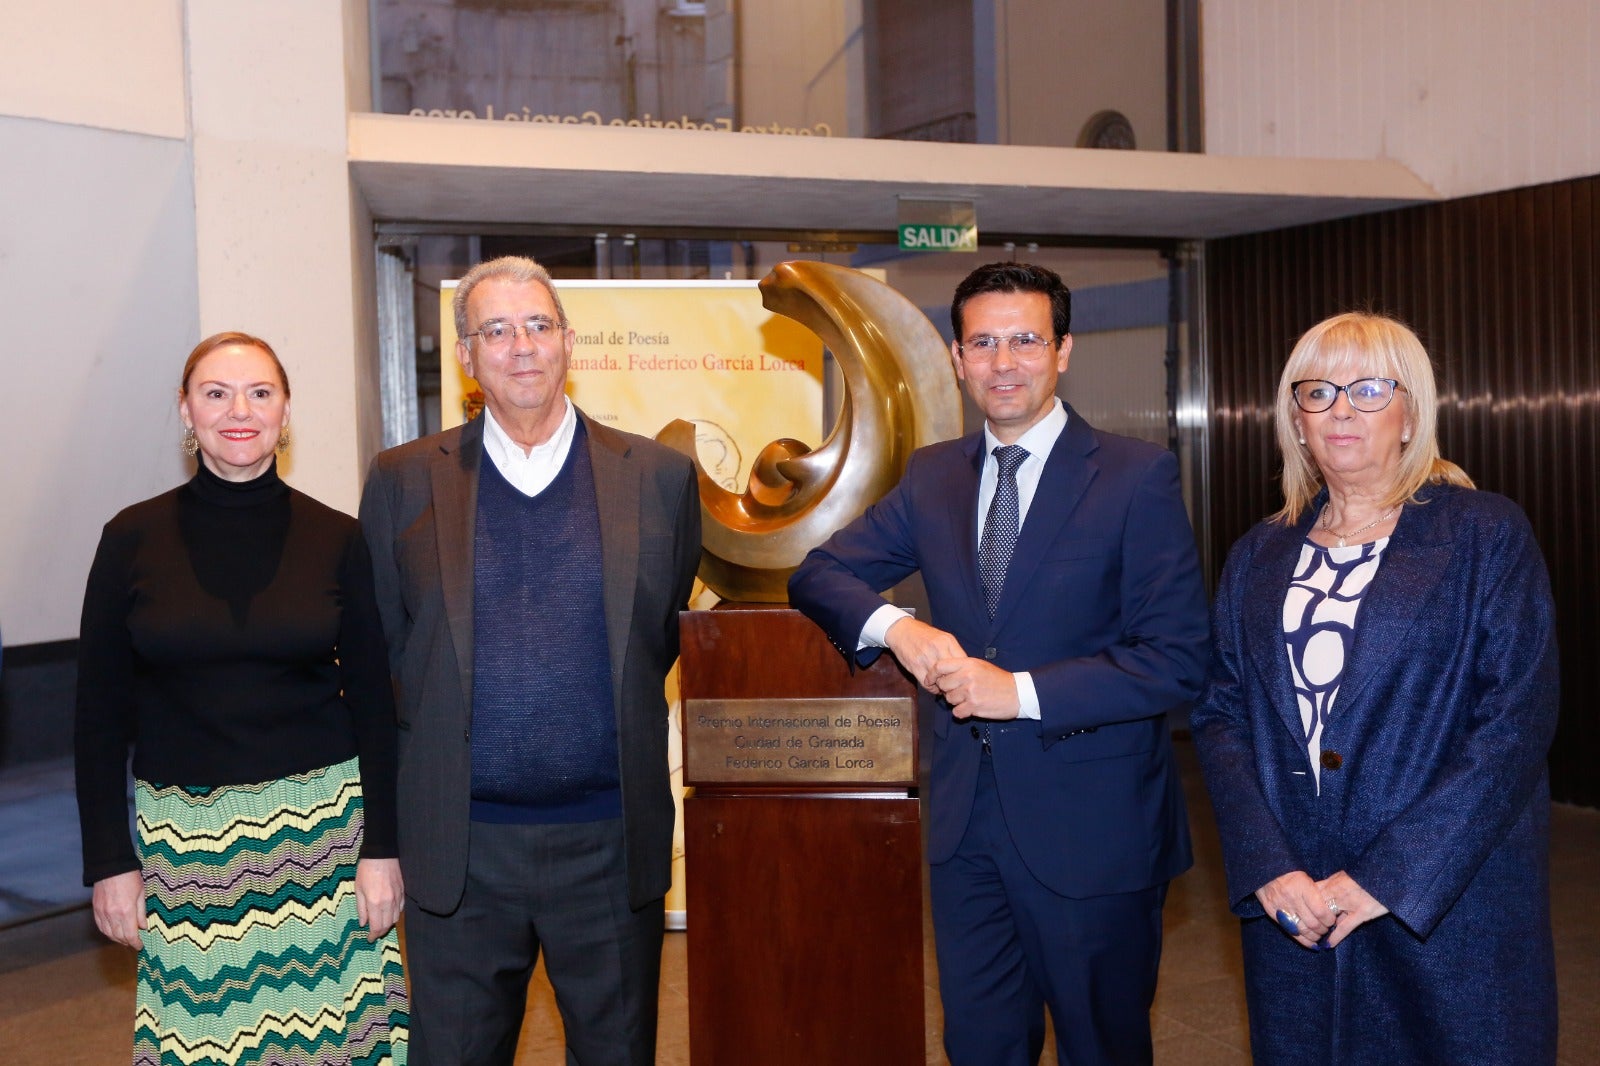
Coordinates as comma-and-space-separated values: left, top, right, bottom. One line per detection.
74, 332, 409, 1063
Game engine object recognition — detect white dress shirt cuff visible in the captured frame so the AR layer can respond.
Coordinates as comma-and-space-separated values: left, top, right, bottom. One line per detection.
859, 604, 912, 650
1013, 671, 1041, 720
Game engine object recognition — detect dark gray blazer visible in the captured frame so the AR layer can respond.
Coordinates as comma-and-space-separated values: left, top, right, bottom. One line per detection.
359, 410, 701, 913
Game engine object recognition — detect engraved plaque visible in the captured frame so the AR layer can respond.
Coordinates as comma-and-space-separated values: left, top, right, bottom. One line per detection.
684, 696, 916, 787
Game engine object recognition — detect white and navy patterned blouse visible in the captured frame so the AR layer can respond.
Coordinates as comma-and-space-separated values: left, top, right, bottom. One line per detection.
1283, 537, 1389, 791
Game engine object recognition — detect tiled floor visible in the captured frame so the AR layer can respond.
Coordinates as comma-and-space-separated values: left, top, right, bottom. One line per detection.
2, 741, 1596, 1064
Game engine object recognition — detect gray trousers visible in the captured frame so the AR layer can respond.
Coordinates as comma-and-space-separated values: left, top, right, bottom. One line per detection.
403, 817, 664, 1066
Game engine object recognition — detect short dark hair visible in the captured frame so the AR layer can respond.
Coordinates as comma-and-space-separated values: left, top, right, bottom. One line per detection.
950, 262, 1072, 342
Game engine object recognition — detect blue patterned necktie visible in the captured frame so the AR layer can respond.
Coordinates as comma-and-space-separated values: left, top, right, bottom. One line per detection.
978, 444, 1029, 618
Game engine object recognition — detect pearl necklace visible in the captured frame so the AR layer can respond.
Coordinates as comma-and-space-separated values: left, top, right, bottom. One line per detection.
1321, 504, 1398, 547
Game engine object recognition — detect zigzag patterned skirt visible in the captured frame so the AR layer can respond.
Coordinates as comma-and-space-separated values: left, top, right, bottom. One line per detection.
134, 757, 409, 1065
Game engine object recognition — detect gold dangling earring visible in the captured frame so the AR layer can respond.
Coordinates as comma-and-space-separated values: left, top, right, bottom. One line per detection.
182, 426, 199, 457
276, 428, 291, 455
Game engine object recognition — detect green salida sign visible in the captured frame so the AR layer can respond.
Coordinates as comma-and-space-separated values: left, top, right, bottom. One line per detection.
898, 223, 978, 252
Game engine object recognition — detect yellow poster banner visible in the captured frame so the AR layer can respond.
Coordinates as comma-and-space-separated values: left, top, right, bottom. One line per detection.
440, 279, 824, 492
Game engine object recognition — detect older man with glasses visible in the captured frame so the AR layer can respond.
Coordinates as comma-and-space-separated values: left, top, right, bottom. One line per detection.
361, 256, 701, 1066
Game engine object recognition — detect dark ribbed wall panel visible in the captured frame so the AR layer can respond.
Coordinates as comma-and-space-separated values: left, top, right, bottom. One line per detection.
1205, 174, 1599, 808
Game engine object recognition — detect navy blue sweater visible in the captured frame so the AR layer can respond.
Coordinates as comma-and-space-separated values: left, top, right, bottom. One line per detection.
469, 426, 621, 823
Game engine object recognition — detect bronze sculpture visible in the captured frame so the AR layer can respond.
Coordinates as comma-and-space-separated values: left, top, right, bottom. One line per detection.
658, 261, 962, 601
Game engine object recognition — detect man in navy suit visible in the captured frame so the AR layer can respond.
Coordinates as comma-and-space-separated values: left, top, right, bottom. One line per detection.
788, 262, 1209, 1065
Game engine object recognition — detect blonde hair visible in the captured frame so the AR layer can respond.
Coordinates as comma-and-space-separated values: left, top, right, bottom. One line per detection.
1272, 312, 1472, 524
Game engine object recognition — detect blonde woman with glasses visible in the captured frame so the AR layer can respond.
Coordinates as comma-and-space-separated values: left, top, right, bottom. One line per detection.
1191, 312, 1558, 1065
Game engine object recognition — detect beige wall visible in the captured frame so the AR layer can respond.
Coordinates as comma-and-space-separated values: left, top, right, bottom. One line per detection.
187, 0, 376, 512
0, 0, 374, 645
728, 0, 1165, 147
0, 1, 196, 646
0, 116, 199, 647
0, 0, 186, 138
735, 0, 863, 135
994, 0, 1167, 150
1203, 0, 1600, 197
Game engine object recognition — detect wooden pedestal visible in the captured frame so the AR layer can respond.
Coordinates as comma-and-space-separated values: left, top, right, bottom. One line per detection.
680, 606, 924, 1066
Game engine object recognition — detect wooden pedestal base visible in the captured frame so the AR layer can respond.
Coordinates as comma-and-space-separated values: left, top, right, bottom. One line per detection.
680, 606, 924, 1066
685, 793, 923, 1065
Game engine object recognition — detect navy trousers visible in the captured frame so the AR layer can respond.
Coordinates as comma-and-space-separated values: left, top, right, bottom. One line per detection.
930, 754, 1167, 1066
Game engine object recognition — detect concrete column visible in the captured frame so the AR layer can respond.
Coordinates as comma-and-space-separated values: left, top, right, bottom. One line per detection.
186, 0, 379, 512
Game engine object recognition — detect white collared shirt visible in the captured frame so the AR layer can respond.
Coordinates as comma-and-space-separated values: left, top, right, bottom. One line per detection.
859, 398, 1070, 720
480, 400, 578, 498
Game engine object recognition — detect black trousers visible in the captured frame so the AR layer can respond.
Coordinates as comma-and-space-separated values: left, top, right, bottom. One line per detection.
404, 817, 664, 1066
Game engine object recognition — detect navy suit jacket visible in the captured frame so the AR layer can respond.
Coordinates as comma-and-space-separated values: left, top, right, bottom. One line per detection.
1190, 483, 1558, 1063
789, 406, 1208, 898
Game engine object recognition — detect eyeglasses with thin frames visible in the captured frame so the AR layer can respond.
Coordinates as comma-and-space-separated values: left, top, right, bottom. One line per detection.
957, 332, 1056, 362
1290, 377, 1406, 413
466, 316, 565, 350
